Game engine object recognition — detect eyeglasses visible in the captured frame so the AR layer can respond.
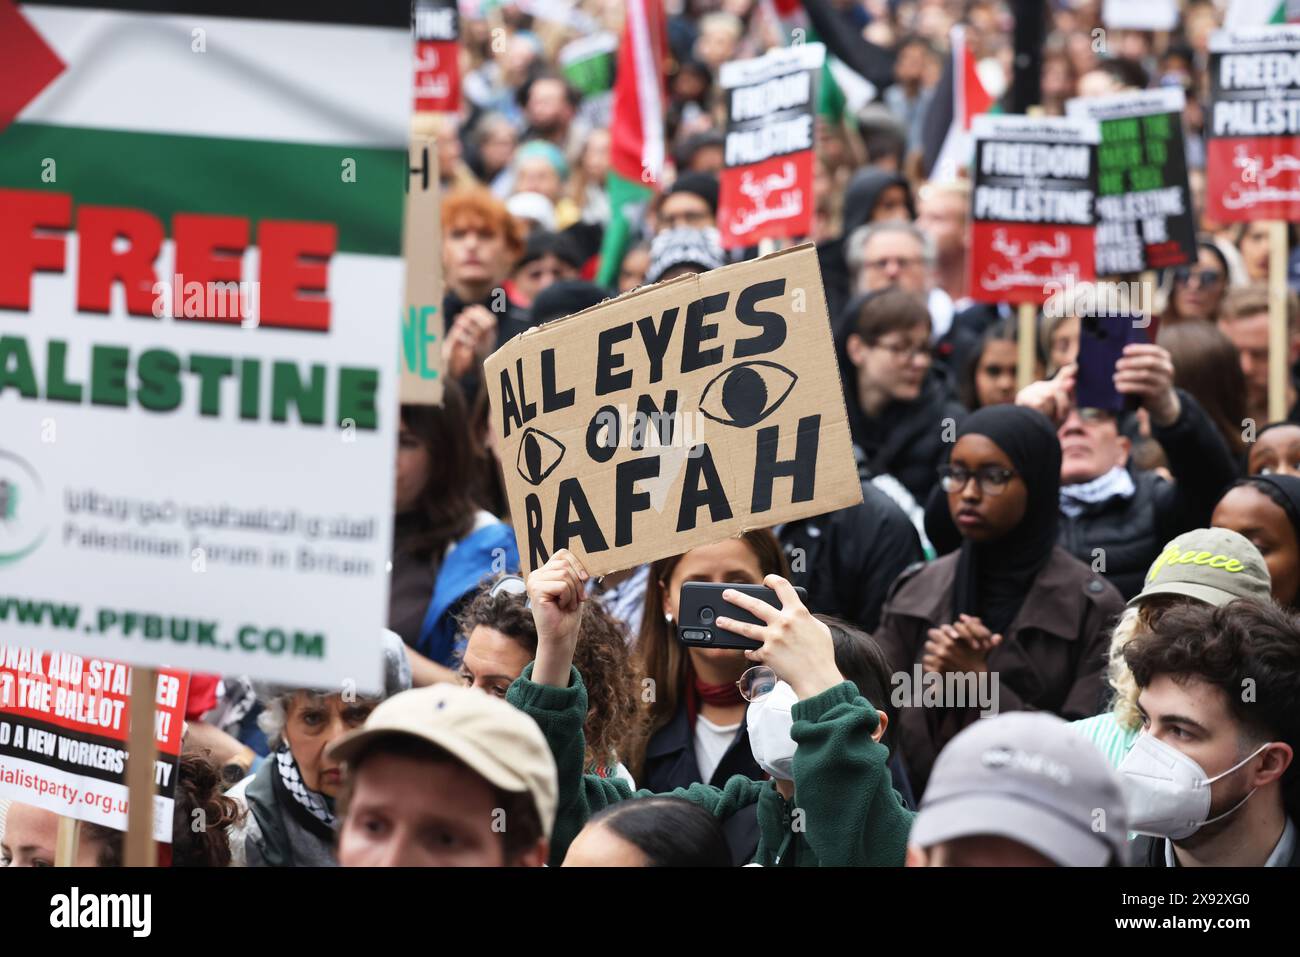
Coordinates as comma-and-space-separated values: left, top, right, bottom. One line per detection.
488, 575, 529, 605
737, 665, 778, 703
870, 339, 931, 362
1077, 407, 1117, 424
864, 256, 924, 272
938, 464, 1017, 496
1172, 267, 1223, 288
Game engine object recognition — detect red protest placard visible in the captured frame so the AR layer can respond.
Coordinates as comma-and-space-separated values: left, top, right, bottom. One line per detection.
414, 0, 460, 112
0, 648, 189, 843
1207, 26, 1300, 223
717, 44, 825, 250
969, 114, 1100, 304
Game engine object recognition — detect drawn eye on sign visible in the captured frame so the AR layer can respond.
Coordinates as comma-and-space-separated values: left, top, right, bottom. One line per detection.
698, 360, 797, 428
516, 427, 565, 486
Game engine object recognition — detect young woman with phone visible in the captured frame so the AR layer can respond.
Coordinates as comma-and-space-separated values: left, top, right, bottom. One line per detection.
629, 532, 788, 795
508, 548, 915, 867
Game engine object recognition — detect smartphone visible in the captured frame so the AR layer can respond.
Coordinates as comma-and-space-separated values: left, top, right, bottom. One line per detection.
677, 582, 809, 651
1075, 312, 1148, 414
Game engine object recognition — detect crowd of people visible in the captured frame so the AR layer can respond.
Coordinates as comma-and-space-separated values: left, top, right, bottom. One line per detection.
5, 0, 1300, 869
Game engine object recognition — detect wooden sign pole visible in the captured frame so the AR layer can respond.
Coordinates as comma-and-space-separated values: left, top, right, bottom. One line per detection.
400, 132, 445, 406
1017, 302, 1037, 390
54, 815, 80, 867
1269, 220, 1289, 424
123, 666, 158, 867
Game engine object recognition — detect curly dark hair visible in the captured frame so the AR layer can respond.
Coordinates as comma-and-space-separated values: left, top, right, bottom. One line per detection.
1124, 599, 1300, 817
396, 381, 482, 561
458, 586, 642, 773
171, 753, 245, 867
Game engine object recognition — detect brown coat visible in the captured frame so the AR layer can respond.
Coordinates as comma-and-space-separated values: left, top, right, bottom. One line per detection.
874, 546, 1124, 797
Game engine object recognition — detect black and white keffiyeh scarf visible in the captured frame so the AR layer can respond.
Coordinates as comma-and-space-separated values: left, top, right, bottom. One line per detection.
274, 746, 337, 834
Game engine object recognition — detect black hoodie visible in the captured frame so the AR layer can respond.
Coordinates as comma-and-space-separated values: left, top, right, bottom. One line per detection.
817, 169, 916, 323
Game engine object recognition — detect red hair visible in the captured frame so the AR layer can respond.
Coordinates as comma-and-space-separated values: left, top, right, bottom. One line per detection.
442, 186, 524, 257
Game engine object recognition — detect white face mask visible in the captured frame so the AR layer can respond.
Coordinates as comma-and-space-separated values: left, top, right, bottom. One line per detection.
1117, 731, 1270, 840
746, 680, 799, 781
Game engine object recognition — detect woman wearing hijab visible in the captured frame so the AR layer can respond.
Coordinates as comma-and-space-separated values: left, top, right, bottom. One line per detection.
874, 405, 1125, 796
1211, 475, 1300, 608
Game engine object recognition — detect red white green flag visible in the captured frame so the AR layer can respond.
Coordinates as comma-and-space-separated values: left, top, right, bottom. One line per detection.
596, 0, 667, 287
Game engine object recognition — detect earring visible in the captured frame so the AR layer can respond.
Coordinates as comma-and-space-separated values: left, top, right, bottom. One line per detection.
664, 613, 673, 624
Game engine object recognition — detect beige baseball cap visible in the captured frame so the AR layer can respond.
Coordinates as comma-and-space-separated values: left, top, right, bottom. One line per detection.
328, 683, 558, 840
1128, 527, 1272, 609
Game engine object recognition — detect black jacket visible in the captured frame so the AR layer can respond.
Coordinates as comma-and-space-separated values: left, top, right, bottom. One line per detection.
779, 479, 924, 633
442, 288, 531, 402
817, 168, 915, 324
641, 703, 763, 865
1058, 390, 1241, 600
845, 371, 968, 505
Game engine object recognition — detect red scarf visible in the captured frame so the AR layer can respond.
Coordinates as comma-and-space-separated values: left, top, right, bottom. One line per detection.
686, 673, 744, 727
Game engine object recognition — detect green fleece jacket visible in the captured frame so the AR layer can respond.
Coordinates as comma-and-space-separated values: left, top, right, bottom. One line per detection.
507, 664, 916, 866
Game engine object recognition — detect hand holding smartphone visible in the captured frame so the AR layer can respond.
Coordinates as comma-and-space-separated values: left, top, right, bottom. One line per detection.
677, 581, 809, 651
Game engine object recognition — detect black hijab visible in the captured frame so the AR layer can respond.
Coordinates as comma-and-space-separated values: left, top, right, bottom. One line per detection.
949, 405, 1062, 635
1243, 475, 1300, 605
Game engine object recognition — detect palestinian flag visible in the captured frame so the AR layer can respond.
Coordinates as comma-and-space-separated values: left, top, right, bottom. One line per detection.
920, 25, 995, 182
1225, 0, 1300, 24
595, 0, 667, 287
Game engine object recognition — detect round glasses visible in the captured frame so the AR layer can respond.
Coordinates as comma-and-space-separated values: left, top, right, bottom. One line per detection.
737, 666, 778, 703
938, 464, 1017, 496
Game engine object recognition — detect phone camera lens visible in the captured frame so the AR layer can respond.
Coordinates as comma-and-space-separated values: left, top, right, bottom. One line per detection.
700, 606, 715, 624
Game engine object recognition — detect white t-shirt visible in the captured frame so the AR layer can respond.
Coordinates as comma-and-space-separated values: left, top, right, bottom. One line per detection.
694, 715, 741, 785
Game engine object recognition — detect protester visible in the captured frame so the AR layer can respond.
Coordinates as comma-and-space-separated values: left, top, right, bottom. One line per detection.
914, 179, 971, 310
1, 804, 122, 867
563, 797, 732, 867
819, 168, 916, 322
1072, 528, 1273, 768
226, 631, 411, 866
1248, 422, 1300, 478
508, 229, 582, 309
958, 316, 1043, 411
1157, 239, 1240, 328
1211, 476, 1300, 608
875, 405, 1124, 796
391, 391, 519, 678
458, 577, 639, 780
632, 533, 788, 795
441, 187, 527, 382
907, 713, 1129, 866
1012, 350, 1239, 599
1121, 601, 1300, 866
330, 683, 556, 867
509, 549, 915, 867
655, 172, 719, 233
1217, 285, 1300, 427
842, 288, 966, 505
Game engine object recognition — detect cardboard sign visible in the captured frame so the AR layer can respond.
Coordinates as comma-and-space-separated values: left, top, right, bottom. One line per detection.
969, 114, 1100, 304
484, 244, 861, 575
717, 44, 825, 250
1067, 88, 1196, 274
1207, 26, 1300, 222
401, 136, 444, 405
0, 648, 188, 843
0, 9, 406, 691
413, 0, 461, 113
